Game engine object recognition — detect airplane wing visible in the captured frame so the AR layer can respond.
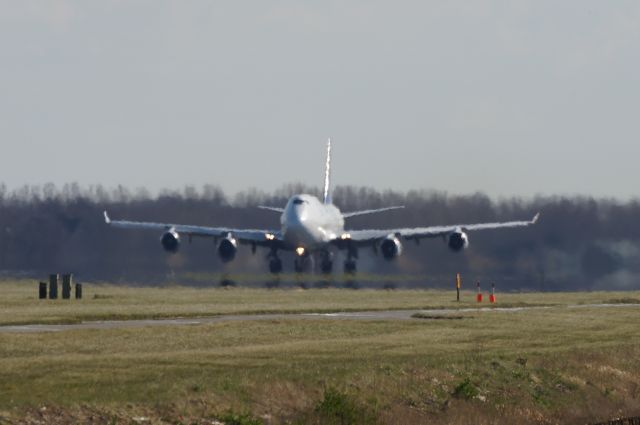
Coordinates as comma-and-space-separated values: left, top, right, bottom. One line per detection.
337, 213, 540, 244
257, 206, 285, 214
342, 206, 405, 218
104, 211, 282, 246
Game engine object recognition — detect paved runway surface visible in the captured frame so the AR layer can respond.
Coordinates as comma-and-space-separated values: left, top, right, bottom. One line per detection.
1, 303, 639, 333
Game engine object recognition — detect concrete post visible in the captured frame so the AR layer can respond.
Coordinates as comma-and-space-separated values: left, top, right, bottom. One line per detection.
49, 274, 59, 299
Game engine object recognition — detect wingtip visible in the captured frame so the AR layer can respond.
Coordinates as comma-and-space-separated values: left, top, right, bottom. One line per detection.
532, 212, 541, 224
103, 210, 111, 224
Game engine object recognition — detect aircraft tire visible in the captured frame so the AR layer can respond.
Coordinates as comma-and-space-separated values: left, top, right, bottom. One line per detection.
344, 260, 357, 274
320, 259, 333, 274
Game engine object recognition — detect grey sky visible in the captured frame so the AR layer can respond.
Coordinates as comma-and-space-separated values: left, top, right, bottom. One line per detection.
1, 1, 639, 199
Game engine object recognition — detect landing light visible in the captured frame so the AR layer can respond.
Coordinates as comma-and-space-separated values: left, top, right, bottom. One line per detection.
295, 247, 305, 256
341, 233, 351, 240
265, 233, 275, 240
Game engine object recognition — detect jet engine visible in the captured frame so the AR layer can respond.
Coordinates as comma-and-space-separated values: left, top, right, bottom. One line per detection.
448, 230, 469, 252
160, 230, 180, 253
380, 235, 403, 260
218, 234, 238, 262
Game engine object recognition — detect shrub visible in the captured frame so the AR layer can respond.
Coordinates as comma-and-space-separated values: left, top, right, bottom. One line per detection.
315, 387, 374, 425
452, 378, 479, 400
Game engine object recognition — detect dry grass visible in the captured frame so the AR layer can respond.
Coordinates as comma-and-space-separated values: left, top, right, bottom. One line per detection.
1, 280, 640, 424
1, 278, 639, 326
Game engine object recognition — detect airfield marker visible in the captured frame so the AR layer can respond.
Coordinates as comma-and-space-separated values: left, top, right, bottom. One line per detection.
49, 274, 59, 299
62, 274, 72, 300
489, 283, 496, 303
476, 281, 483, 303
456, 273, 461, 302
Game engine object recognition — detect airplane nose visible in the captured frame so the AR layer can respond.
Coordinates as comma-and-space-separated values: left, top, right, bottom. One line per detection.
292, 205, 307, 222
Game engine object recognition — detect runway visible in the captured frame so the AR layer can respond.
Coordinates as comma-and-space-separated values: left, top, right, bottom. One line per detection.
1, 303, 639, 333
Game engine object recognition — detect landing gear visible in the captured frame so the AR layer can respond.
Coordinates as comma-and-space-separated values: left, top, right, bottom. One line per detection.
294, 258, 304, 273
269, 257, 283, 274
268, 248, 283, 274
321, 259, 333, 274
344, 245, 358, 274
294, 255, 313, 273
344, 260, 357, 274
320, 252, 333, 274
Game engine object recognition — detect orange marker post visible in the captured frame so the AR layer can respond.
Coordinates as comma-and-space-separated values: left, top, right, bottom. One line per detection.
489, 283, 496, 303
456, 273, 461, 302
476, 281, 483, 303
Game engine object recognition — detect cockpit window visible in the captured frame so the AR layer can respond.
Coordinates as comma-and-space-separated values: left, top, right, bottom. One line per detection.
293, 199, 306, 205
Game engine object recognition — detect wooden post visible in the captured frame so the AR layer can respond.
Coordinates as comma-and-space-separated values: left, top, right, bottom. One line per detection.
62, 274, 72, 299
75, 283, 82, 300
455, 273, 461, 302
49, 274, 59, 299
39, 282, 47, 299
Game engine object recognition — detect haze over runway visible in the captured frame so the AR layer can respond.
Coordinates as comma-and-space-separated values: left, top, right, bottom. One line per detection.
1, 1, 639, 199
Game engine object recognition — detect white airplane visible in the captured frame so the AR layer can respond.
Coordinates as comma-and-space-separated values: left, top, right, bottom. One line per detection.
104, 140, 539, 274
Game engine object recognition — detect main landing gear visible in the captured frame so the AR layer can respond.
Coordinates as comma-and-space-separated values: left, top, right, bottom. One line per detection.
344, 260, 357, 274
320, 251, 333, 274
267, 248, 357, 275
268, 249, 283, 274
343, 246, 358, 274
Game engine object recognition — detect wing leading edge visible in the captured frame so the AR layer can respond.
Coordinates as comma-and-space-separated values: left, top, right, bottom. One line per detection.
103, 211, 281, 245
342, 206, 405, 218
342, 213, 540, 244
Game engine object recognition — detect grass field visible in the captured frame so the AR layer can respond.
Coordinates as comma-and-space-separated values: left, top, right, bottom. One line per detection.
1, 279, 639, 326
1, 280, 640, 424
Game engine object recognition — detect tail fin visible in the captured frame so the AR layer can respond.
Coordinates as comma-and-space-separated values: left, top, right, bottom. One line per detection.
323, 138, 332, 204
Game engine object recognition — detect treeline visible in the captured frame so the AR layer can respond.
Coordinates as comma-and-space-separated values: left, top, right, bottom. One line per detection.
1, 183, 639, 290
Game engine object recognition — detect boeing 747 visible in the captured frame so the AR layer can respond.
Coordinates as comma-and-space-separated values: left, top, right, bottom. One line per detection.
104, 140, 539, 273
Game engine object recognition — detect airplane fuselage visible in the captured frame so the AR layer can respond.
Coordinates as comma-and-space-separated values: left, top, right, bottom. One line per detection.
281, 194, 344, 251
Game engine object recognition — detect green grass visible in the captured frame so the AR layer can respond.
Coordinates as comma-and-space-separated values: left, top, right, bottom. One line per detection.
1, 280, 640, 424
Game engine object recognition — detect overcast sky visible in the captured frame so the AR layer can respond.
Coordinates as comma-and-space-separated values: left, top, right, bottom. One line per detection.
0, 1, 639, 199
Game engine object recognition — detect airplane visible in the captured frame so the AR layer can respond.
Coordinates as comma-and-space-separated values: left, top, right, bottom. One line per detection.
104, 140, 540, 274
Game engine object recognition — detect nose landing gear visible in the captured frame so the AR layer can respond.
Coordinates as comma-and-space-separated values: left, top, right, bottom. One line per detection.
294, 255, 314, 273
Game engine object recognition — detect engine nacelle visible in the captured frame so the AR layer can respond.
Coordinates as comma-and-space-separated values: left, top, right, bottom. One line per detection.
218, 234, 238, 262
161, 230, 180, 253
448, 230, 469, 252
380, 235, 403, 260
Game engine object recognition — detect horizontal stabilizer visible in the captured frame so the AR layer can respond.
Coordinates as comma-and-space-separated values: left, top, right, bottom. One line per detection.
342, 206, 404, 218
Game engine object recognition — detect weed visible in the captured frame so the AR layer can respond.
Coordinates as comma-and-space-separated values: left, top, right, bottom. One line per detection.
452, 378, 479, 400
218, 411, 263, 425
531, 385, 552, 408
314, 387, 375, 425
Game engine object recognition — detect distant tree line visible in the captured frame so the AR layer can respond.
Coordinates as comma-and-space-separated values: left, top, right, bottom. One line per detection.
1, 182, 639, 290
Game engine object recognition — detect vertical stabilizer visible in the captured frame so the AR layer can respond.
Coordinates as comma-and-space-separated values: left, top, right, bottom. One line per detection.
323, 138, 332, 204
